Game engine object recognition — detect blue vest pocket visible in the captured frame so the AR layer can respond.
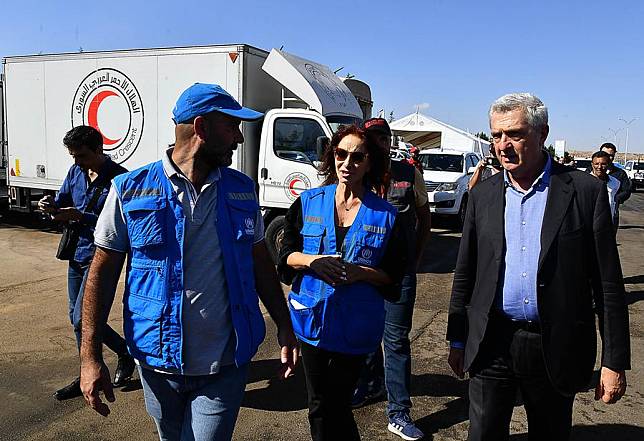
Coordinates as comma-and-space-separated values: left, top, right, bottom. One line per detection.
288, 292, 324, 341
351, 233, 385, 267
300, 223, 325, 255
227, 199, 259, 242
335, 294, 385, 352
128, 258, 166, 302
123, 294, 164, 359
122, 197, 166, 248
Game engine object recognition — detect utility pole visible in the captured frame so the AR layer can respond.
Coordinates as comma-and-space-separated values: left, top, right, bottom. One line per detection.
619, 117, 638, 163
608, 127, 623, 148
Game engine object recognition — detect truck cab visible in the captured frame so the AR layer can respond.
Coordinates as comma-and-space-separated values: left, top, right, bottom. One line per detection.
257, 49, 368, 260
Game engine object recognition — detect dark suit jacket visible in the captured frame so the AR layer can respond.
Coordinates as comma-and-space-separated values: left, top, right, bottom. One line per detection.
447, 161, 631, 396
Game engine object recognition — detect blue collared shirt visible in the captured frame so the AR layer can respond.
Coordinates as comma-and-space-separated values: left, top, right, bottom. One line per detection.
54, 158, 126, 264
495, 155, 552, 322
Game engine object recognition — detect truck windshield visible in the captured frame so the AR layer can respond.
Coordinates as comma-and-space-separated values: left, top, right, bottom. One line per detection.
274, 117, 326, 163
575, 159, 591, 170
633, 163, 644, 171
326, 116, 361, 134
420, 154, 463, 172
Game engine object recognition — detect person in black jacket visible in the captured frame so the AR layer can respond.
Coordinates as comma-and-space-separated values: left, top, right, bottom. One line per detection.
447, 93, 630, 441
599, 143, 632, 227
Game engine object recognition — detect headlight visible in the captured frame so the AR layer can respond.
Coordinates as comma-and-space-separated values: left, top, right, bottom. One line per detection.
436, 182, 458, 191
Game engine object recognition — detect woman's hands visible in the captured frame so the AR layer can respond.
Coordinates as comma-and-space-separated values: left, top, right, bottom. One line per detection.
308, 255, 346, 285
308, 255, 365, 286
287, 252, 373, 286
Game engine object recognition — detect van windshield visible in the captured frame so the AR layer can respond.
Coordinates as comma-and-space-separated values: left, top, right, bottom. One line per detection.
420, 154, 463, 172
633, 162, 644, 171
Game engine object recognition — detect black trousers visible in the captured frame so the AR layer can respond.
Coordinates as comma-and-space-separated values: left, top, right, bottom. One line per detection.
300, 341, 366, 441
468, 316, 575, 441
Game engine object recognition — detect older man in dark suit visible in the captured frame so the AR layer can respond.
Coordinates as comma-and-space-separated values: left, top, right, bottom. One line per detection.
446, 93, 630, 440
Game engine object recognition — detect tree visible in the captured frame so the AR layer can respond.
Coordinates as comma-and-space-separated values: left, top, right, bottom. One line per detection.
546, 144, 556, 157
475, 131, 490, 141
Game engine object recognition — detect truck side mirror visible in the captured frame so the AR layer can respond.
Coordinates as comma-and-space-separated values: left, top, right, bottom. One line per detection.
316, 136, 330, 160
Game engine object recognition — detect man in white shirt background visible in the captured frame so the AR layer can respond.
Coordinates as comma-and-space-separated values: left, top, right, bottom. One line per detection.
589, 150, 621, 229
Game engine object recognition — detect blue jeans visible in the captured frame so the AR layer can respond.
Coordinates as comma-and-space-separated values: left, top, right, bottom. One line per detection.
68, 261, 127, 354
138, 364, 249, 441
360, 273, 416, 417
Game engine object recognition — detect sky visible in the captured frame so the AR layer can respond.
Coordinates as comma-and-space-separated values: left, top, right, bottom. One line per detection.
2, 0, 644, 154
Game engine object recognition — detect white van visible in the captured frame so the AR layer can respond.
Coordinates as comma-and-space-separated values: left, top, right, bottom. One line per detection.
624, 160, 644, 191
418, 149, 481, 226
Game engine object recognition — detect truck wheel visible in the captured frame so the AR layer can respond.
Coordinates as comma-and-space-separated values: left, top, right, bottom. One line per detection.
265, 215, 286, 265
456, 194, 468, 231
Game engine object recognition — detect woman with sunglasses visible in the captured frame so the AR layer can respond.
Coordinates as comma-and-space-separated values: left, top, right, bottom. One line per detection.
278, 125, 408, 441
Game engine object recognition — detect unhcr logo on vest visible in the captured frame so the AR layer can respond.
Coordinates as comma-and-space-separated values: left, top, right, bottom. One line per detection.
356, 247, 373, 265
71, 68, 144, 165
244, 217, 255, 235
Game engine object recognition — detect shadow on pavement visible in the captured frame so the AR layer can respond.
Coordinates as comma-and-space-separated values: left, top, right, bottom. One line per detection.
410, 374, 469, 437
624, 274, 644, 284
242, 358, 308, 411
509, 423, 644, 440
418, 230, 462, 275
619, 225, 644, 230
626, 291, 644, 305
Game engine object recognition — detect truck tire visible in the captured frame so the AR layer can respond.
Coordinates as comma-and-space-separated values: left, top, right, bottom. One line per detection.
265, 215, 286, 265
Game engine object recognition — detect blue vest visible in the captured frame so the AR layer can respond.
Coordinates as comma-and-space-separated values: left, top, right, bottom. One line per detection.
289, 184, 397, 354
113, 161, 266, 372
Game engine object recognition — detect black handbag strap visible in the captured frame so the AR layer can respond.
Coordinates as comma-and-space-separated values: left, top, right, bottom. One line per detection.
84, 182, 107, 213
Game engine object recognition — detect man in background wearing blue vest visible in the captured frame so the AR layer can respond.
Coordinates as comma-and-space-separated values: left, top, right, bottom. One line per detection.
78, 83, 299, 441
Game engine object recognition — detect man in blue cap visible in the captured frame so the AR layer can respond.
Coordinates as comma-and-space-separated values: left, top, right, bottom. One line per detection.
79, 83, 298, 440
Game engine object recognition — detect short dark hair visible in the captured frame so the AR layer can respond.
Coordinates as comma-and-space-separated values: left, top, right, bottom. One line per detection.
318, 125, 388, 190
592, 150, 611, 160
600, 142, 617, 152
63, 125, 103, 152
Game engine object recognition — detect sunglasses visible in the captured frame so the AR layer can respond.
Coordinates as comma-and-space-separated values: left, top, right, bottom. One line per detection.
334, 148, 368, 164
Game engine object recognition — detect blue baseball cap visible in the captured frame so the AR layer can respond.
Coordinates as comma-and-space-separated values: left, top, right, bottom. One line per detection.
172, 83, 263, 124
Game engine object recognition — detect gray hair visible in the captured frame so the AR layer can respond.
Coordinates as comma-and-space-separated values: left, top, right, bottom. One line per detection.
489, 93, 548, 130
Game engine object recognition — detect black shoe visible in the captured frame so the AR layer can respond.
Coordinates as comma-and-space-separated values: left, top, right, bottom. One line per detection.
351, 383, 386, 409
53, 377, 82, 401
113, 354, 136, 387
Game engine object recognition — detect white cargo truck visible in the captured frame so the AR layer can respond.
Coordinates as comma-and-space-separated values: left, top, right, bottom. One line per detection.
1, 44, 371, 260
0, 77, 6, 202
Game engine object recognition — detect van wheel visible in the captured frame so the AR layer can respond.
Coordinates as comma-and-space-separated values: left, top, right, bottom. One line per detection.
265, 215, 286, 265
456, 194, 468, 231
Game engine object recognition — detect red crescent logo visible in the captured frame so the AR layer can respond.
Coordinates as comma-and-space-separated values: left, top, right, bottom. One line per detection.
88, 90, 121, 146
289, 179, 303, 197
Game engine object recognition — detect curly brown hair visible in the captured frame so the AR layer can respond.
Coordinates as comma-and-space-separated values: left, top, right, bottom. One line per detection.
318, 124, 388, 190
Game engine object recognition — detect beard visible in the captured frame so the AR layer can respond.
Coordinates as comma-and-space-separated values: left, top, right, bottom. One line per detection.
196, 140, 236, 168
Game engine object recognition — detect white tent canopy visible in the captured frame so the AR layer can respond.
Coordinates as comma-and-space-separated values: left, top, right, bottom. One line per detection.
390, 112, 489, 155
